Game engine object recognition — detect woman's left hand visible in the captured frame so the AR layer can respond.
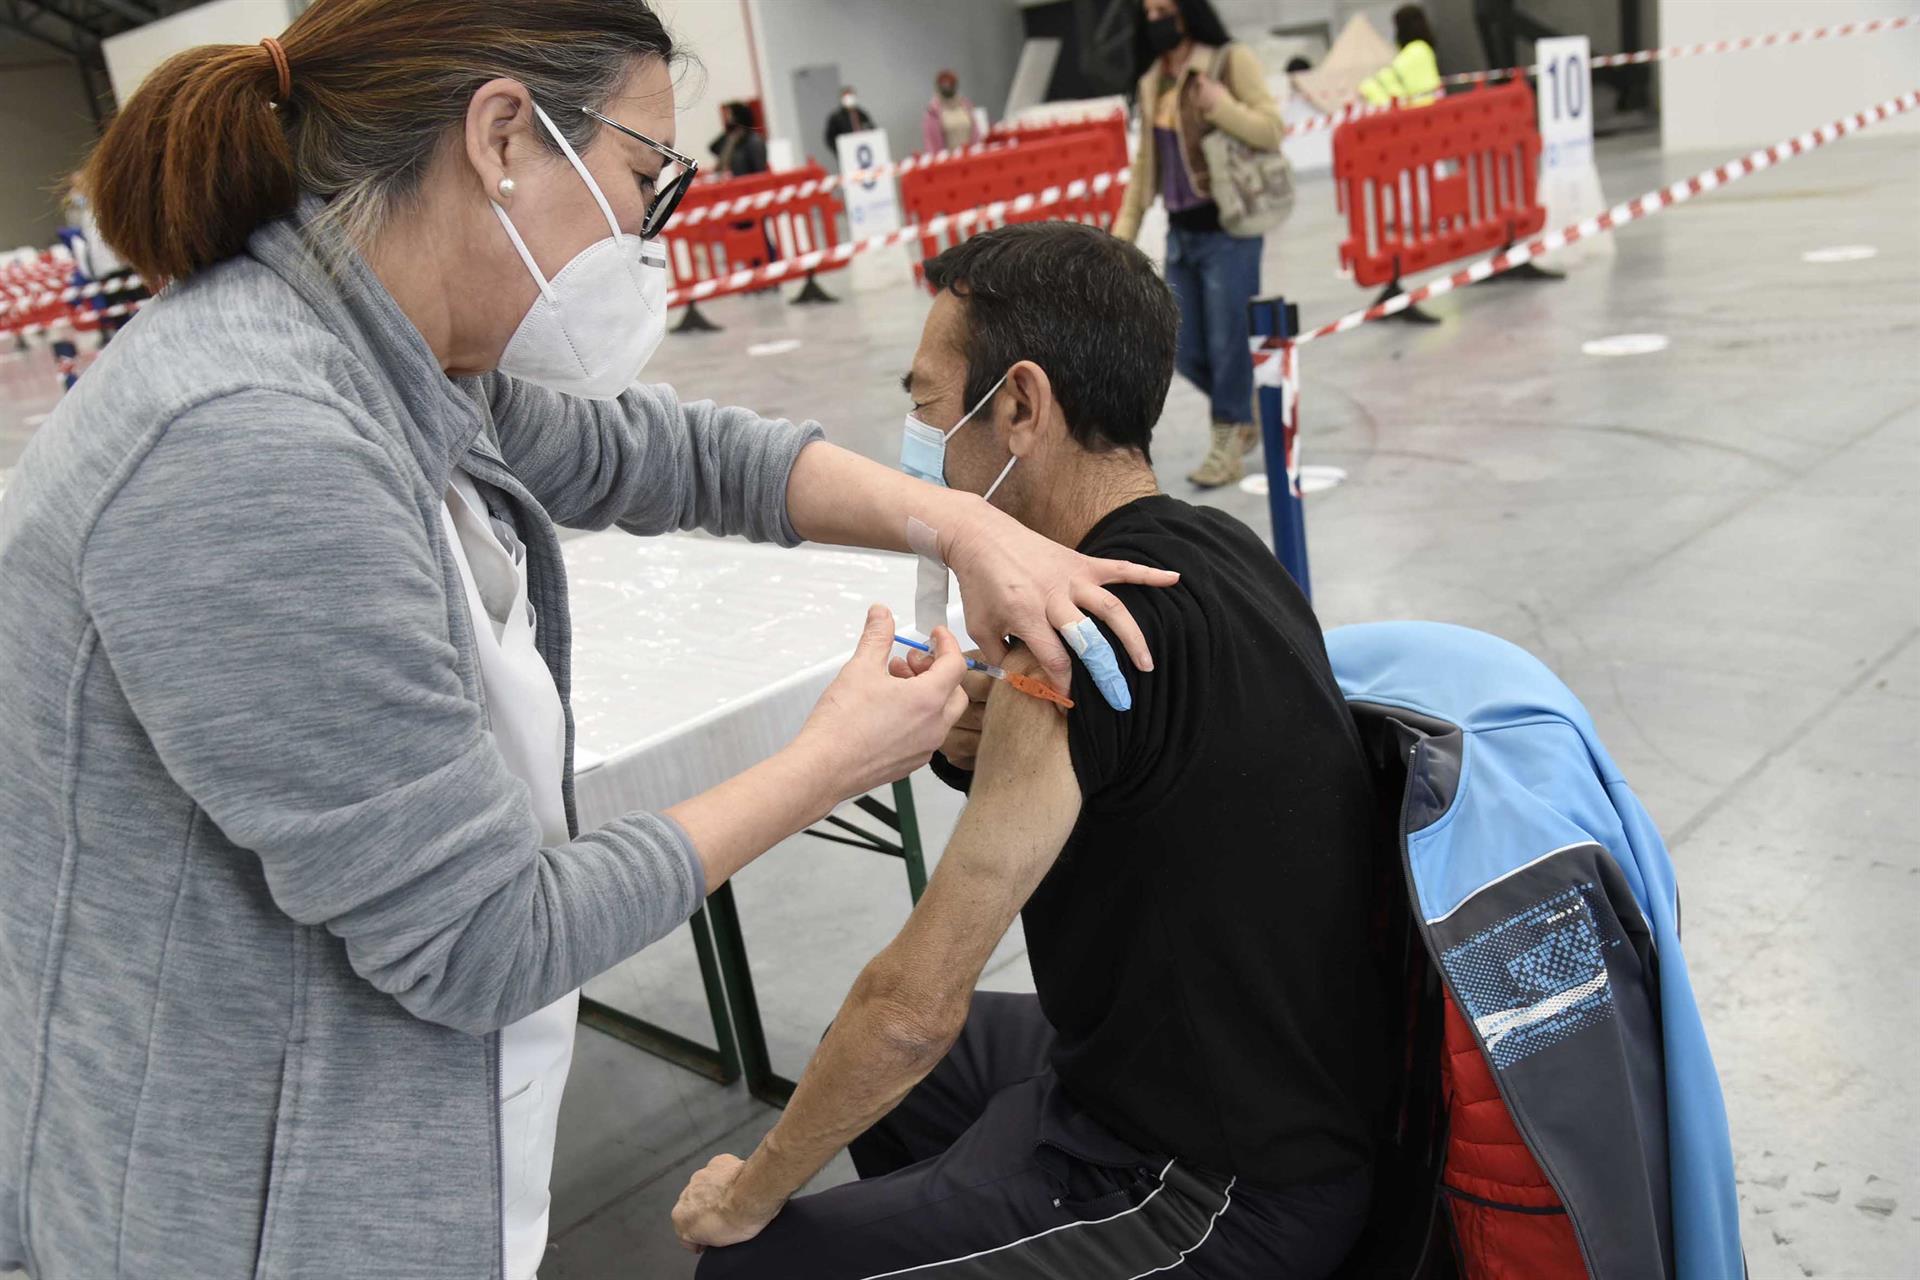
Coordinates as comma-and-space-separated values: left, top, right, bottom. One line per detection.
1192, 70, 1230, 112
938, 497, 1179, 693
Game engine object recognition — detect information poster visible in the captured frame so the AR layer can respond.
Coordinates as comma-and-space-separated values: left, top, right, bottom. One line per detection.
1535, 35, 1614, 265
834, 128, 912, 291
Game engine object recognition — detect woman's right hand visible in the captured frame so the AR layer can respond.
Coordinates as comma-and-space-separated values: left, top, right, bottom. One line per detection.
892, 646, 993, 771
795, 606, 969, 805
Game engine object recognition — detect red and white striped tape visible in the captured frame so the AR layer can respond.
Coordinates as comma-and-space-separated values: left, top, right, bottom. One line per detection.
1441, 14, 1917, 87
678, 141, 1020, 226
993, 109, 1128, 133
5, 297, 146, 340
665, 168, 1130, 308
0, 273, 146, 318
1255, 88, 1919, 355
1283, 98, 1403, 139
1275, 341, 1302, 497
0, 278, 150, 338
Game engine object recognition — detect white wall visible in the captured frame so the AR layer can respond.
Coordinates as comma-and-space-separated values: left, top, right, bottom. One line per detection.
102, 0, 301, 102
1659, 0, 1920, 151
749, 0, 1027, 165
655, 0, 767, 164
0, 60, 98, 247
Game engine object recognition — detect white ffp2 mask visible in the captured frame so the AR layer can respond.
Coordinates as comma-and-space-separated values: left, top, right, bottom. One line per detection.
492, 102, 668, 400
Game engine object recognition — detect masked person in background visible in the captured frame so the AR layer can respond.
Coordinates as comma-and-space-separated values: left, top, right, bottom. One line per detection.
0, 4, 1177, 1277
922, 68, 980, 153
710, 99, 769, 176
1113, 0, 1284, 490
824, 85, 876, 157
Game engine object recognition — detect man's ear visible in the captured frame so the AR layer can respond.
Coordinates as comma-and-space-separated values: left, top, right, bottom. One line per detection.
1002, 360, 1056, 460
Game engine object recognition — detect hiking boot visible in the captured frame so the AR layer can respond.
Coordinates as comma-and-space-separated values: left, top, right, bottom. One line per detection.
1237, 422, 1260, 456
1188, 424, 1245, 488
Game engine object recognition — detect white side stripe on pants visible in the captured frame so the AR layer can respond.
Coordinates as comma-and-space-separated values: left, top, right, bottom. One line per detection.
860, 1157, 1215, 1278
1126, 1178, 1236, 1279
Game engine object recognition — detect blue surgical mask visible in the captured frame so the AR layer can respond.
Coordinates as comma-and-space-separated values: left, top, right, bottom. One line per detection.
900, 371, 1014, 498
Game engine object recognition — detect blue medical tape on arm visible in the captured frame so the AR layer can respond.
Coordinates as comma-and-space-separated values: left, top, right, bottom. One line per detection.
1061, 616, 1131, 712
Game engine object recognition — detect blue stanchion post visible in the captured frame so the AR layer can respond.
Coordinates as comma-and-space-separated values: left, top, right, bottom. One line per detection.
51, 337, 79, 394
1248, 295, 1310, 598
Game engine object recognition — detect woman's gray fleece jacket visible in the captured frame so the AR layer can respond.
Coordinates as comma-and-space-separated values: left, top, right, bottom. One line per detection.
0, 197, 821, 1278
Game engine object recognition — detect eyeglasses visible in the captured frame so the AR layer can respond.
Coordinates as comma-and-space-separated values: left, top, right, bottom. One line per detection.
581, 106, 698, 239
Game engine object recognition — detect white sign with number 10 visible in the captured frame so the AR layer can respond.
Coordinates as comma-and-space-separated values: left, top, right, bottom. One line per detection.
1535, 35, 1612, 265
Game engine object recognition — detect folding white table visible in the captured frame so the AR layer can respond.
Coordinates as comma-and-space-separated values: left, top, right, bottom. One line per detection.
564, 529, 924, 1104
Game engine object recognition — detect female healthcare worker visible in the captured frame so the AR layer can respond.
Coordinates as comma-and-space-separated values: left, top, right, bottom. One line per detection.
0, 2, 1176, 1277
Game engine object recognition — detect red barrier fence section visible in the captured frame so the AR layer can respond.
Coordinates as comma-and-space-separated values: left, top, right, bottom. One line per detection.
1333, 81, 1544, 288
667, 169, 1129, 309
1276, 87, 1920, 348
0, 251, 76, 337
663, 163, 847, 296
678, 142, 1012, 227
898, 128, 1128, 273
985, 113, 1126, 150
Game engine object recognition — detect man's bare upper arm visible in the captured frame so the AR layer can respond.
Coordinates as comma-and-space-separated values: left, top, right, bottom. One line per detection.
871, 653, 1083, 1017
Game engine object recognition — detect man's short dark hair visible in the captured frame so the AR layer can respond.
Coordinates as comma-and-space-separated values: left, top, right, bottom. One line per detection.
923, 221, 1178, 462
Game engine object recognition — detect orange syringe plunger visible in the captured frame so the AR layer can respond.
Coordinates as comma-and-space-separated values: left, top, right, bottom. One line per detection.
1003, 670, 1074, 710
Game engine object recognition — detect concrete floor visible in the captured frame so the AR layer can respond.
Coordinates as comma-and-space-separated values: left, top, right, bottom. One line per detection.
2, 129, 1915, 1278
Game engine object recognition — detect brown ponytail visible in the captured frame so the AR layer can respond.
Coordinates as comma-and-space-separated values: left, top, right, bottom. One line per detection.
77, 0, 683, 288
81, 42, 295, 287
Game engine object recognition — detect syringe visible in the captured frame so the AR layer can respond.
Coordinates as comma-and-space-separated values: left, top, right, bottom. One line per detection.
892, 635, 1075, 710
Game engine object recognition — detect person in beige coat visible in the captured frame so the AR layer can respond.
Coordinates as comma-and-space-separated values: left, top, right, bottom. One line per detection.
1115, 0, 1284, 487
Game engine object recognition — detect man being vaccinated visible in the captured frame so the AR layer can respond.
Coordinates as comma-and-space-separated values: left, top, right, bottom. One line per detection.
674, 221, 1386, 1278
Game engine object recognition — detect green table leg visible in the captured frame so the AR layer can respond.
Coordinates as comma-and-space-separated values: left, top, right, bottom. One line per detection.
588, 783, 930, 1108
892, 778, 928, 904
705, 881, 792, 1107
578, 902, 741, 1084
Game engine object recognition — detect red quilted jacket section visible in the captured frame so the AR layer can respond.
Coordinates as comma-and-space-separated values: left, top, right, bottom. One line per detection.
1440, 992, 1588, 1279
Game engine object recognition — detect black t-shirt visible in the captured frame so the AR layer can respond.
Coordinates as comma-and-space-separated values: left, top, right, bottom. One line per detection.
1022, 495, 1384, 1189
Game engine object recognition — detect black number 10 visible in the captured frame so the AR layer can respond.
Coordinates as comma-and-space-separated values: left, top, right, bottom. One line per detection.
1546, 55, 1586, 123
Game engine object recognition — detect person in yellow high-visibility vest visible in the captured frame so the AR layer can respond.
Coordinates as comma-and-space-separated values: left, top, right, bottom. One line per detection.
1359, 5, 1442, 107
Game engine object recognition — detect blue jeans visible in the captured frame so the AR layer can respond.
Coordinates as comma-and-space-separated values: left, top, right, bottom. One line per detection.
1164, 224, 1264, 425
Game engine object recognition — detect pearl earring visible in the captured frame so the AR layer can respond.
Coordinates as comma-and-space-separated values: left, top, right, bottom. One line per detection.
497, 177, 516, 198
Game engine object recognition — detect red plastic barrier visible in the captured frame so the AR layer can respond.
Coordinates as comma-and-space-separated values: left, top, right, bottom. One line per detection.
898, 132, 1127, 277
982, 117, 1128, 173
1332, 81, 1545, 288
0, 251, 76, 337
986, 114, 1126, 147
663, 163, 847, 299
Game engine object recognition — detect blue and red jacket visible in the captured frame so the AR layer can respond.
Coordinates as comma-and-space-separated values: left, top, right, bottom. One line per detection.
1328, 622, 1742, 1280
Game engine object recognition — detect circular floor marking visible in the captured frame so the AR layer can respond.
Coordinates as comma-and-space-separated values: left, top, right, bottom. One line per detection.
746, 338, 803, 357
1301, 464, 1348, 494
1801, 244, 1877, 264
1237, 465, 1347, 498
1582, 333, 1669, 358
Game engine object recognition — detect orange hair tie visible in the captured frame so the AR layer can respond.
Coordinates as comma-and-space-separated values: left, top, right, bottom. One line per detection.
259, 36, 291, 102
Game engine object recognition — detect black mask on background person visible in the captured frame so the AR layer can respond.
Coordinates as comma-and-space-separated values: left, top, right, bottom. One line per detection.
1146, 15, 1183, 55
